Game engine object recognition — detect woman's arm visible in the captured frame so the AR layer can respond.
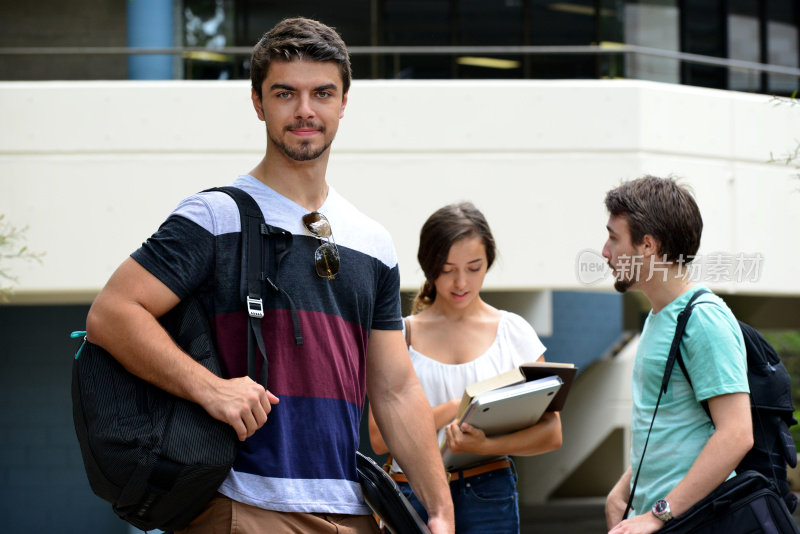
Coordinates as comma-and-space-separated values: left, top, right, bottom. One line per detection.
368, 397, 460, 455
445, 410, 562, 457
443, 353, 563, 458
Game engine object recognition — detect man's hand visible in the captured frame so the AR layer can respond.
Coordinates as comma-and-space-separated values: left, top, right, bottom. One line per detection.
87, 258, 282, 442
608, 511, 663, 534
427, 514, 453, 534
199, 376, 279, 441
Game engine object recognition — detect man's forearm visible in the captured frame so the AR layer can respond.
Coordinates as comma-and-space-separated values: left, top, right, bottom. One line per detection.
663, 427, 751, 517
606, 466, 632, 528
372, 380, 454, 528
663, 393, 752, 518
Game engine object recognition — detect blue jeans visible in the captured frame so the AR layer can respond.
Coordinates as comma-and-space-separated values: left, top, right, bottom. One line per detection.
398, 460, 519, 534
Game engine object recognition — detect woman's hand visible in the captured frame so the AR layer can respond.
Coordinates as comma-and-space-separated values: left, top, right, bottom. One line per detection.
445, 421, 488, 455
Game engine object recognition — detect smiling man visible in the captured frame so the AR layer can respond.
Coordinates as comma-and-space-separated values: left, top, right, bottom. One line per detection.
87, 17, 453, 534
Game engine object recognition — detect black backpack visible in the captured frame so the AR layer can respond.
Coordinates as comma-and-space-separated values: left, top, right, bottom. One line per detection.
71, 186, 279, 531
674, 289, 798, 513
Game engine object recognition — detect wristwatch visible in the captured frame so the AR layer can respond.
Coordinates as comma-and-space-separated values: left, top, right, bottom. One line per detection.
652, 498, 673, 522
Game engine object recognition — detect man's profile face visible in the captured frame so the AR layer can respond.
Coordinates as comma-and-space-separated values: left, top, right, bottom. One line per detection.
252, 59, 348, 162
602, 214, 641, 293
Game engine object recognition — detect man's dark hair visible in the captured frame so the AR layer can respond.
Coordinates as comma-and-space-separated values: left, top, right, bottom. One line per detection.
604, 175, 703, 262
250, 17, 351, 99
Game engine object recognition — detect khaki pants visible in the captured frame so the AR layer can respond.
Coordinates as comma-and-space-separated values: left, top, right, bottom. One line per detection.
176, 494, 382, 534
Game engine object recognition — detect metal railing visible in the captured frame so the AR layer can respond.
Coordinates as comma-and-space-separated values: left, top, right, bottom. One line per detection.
1, 42, 799, 79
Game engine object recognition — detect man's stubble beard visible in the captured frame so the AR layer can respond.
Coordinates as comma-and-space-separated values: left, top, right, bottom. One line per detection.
268, 129, 333, 162
613, 277, 634, 293
610, 262, 635, 293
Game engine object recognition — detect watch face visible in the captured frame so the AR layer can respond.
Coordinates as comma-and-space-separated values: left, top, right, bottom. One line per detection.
654, 500, 669, 514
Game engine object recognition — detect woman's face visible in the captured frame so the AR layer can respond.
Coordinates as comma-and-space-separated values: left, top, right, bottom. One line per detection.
433, 235, 489, 310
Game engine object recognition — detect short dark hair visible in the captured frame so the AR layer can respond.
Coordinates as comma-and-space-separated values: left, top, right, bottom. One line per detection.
413, 202, 497, 313
250, 17, 351, 99
604, 175, 703, 262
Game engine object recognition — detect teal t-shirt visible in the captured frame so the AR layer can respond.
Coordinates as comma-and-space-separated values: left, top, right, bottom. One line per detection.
629, 285, 748, 515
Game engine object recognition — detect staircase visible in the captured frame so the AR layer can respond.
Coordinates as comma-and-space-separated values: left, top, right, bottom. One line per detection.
516, 334, 639, 503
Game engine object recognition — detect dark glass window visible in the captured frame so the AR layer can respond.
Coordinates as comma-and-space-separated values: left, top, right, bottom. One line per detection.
381, 1, 453, 79
528, 0, 599, 79
728, 0, 762, 92
177, 0, 795, 94
184, 0, 238, 80
624, 0, 680, 83
680, 0, 728, 90
454, 0, 525, 79
766, 0, 799, 94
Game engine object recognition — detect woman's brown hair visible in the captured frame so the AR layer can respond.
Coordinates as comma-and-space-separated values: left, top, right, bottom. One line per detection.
412, 202, 496, 313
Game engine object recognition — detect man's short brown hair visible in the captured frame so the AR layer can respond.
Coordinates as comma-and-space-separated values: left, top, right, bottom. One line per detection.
604, 175, 703, 262
250, 17, 351, 99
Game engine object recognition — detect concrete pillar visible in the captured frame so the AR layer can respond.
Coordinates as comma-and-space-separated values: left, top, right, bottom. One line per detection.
127, 0, 174, 79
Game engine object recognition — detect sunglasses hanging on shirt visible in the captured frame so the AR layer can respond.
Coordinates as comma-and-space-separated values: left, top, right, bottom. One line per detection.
302, 211, 340, 280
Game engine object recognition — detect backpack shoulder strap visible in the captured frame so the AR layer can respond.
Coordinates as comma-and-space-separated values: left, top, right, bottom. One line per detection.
662, 289, 711, 395
623, 288, 712, 520
671, 289, 711, 389
204, 186, 272, 387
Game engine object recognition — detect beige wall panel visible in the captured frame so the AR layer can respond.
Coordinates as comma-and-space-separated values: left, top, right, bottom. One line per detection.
2, 79, 799, 302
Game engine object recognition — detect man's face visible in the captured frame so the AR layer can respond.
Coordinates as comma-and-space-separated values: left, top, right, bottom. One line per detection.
252, 59, 347, 162
602, 214, 643, 293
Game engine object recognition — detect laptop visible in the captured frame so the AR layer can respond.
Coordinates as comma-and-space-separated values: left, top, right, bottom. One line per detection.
441, 375, 563, 471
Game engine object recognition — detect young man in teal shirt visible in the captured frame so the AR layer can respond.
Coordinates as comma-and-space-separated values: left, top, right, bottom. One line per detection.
602, 176, 753, 534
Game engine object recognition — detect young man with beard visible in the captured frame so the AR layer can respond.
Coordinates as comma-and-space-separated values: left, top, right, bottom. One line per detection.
86, 17, 454, 534
602, 176, 752, 534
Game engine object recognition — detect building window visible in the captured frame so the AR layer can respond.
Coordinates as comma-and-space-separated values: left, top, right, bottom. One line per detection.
625, 0, 680, 84
728, 0, 762, 93
767, 0, 799, 94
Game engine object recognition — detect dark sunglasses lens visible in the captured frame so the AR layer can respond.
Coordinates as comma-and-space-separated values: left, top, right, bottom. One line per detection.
314, 243, 340, 279
302, 212, 332, 238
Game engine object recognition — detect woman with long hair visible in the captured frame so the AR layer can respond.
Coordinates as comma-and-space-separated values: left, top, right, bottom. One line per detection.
368, 201, 562, 533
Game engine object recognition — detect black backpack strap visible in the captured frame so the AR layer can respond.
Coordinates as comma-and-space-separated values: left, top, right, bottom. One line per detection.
673, 292, 714, 420
623, 288, 711, 520
203, 187, 304, 387
207, 186, 268, 385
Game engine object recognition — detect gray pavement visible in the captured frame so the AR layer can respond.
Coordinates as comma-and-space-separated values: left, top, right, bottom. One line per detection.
521, 499, 606, 533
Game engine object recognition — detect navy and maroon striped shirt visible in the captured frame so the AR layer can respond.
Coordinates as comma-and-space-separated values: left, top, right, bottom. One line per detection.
132, 174, 402, 514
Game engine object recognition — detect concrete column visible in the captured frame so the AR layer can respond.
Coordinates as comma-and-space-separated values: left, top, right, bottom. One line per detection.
127, 0, 174, 79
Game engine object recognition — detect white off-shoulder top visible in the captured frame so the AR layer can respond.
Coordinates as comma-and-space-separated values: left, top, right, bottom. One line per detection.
391, 310, 546, 472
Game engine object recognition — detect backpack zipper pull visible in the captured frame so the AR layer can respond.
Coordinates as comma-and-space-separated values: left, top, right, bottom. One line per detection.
71, 330, 87, 359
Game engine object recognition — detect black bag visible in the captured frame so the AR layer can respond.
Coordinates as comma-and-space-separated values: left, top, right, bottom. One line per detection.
624, 289, 800, 533
355, 452, 430, 534
660, 470, 799, 534
71, 186, 272, 532
675, 290, 799, 513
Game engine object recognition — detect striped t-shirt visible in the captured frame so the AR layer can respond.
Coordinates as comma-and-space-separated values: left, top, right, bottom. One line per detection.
131, 174, 402, 515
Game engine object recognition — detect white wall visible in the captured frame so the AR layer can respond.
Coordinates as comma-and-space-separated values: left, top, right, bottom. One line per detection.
1, 79, 799, 303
